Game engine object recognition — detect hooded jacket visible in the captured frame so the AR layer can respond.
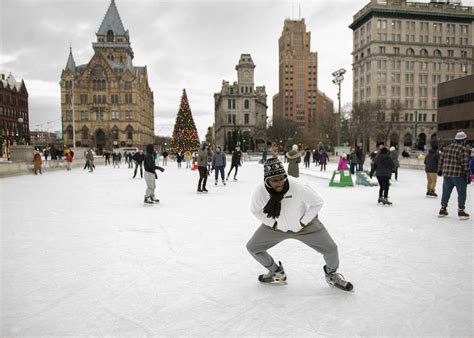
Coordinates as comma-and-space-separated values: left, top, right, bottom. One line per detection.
370, 151, 395, 177
144, 144, 164, 176
424, 149, 440, 173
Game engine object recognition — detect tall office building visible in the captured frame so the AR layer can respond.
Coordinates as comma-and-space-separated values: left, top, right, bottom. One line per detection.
350, 0, 473, 150
273, 19, 319, 131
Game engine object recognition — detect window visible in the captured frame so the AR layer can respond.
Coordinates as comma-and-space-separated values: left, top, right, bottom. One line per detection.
406, 48, 415, 56
107, 30, 114, 42
111, 95, 119, 104
244, 99, 250, 109
379, 46, 386, 54
394, 47, 400, 55
80, 94, 88, 104
126, 128, 133, 140
112, 129, 119, 140
244, 114, 249, 124
80, 111, 88, 120
228, 99, 232, 109
81, 128, 89, 140
420, 49, 428, 56
96, 110, 104, 120
66, 111, 73, 121
125, 111, 133, 120
125, 94, 132, 104
112, 111, 119, 120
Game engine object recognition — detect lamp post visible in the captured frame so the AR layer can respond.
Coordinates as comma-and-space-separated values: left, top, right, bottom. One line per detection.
332, 68, 346, 147
412, 110, 418, 150
17, 117, 24, 145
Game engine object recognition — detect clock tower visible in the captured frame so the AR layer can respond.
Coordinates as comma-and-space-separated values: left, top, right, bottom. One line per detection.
236, 54, 255, 86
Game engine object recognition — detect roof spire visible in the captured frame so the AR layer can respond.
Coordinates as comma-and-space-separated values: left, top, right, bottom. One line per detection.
65, 47, 76, 74
97, 0, 127, 36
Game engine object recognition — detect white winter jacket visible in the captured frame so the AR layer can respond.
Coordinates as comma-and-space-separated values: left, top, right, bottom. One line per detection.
250, 177, 324, 232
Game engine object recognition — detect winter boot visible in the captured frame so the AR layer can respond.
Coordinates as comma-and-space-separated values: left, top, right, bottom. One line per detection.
215, 180, 218, 186
378, 197, 383, 204
226, 175, 229, 181
382, 198, 392, 205
324, 266, 353, 292
222, 179, 226, 186
151, 196, 160, 203
458, 209, 470, 220
144, 196, 153, 205
202, 187, 208, 193
258, 261, 287, 284
438, 206, 448, 217
426, 190, 431, 197
431, 191, 438, 197
197, 186, 202, 193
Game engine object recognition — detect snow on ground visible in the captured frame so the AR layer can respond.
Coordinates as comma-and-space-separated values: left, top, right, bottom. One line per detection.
1, 159, 472, 336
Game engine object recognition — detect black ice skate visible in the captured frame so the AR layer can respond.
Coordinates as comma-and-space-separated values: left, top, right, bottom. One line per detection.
202, 187, 209, 193
222, 180, 226, 186
458, 209, 469, 220
151, 196, 160, 203
324, 266, 353, 292
144, 196, 153, 205
258, 261, 287, 284
438, 206, 448, 217
382, 198, 392, 205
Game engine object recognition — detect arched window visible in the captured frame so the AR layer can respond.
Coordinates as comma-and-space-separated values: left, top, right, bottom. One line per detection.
81, 127, 89, 140
433, 49, 441, 57
101, 80, 106, 90
107, 30, 114, 42
420, 49, 428, 56
230, 88, 233, 95
126, 126, 133, 141
244, 99, 250, 109
112, 127, 119, 140
406, 48, 415, 56
66, 125, 73, 140
403, 133, 412, 147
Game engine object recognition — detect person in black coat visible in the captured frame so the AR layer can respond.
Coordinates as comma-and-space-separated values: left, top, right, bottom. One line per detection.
304, 149, 311, 168
424, 145, 440, 197
144, 144, 165, 204
226, 146, 242, 181
370, 146, 396, 205
133, 150, 145, 178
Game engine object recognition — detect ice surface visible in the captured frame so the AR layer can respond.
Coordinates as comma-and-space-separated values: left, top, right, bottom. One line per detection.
1, 159, 472, 336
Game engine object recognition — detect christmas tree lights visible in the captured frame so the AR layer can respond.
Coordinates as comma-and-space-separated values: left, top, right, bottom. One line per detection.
170, 89, 200, 154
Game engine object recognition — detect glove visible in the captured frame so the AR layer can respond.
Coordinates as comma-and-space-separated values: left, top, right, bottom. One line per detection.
158, 166, 165, 172
369, 175, 373, 179
437, 170, 442, 177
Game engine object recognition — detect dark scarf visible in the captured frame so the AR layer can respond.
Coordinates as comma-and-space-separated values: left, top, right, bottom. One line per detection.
263, 179, 290, 218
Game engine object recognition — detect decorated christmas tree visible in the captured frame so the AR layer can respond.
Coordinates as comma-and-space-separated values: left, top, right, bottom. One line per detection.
170, 89, 200, 154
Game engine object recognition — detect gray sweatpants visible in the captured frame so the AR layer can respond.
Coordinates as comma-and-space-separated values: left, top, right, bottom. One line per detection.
144, 171, 156, 198
246, 217, 339, 273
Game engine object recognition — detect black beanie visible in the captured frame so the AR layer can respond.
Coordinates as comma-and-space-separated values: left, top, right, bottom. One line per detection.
264, 158, 287, 182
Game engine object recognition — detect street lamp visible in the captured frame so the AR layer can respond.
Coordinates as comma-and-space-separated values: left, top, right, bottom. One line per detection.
17, 117, 24, 145
332, 68, 346, 147
412, 111, 418, 150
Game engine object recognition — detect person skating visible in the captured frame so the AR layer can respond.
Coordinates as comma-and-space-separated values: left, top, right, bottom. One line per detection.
369, 146, 395, 205
112, 151, 120, 168
286, 144, 302, 178
319, 150, 328, 171
197, 142, 209, 193
132, 150, 145, 178
84, 148, 95, 172
226, 146, 242, 181
437, 131, 470, 220
246, 158, 353, 291
162, 150, 168, 166
127, 152, 134, 168
337, 153, 348, 171
424, 145, 440, 197
144, 144, 165, 204
389, 146, 400, 181
212, 146, 226, 186
33, 150, 42, 175
303, 149, 311, 168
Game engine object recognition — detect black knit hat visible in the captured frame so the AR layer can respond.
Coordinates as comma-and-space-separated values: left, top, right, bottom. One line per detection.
264, 158, 287, 182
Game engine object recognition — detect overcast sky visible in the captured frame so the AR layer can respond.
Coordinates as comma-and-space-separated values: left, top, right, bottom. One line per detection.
1, 0, 473, 139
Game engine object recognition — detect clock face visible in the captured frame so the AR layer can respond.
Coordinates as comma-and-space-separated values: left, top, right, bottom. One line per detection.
243, 71, 250, 78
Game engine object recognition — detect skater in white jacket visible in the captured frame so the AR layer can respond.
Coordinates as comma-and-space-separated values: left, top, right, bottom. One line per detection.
246, 158, 353, 291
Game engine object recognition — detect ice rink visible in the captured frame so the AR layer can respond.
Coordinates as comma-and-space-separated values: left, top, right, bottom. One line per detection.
1, 159, 472, 336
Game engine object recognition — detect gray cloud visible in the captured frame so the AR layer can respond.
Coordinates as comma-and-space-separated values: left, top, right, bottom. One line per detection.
3, 0, 472, 137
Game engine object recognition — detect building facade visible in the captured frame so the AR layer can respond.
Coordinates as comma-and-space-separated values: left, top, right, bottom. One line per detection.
273, 19, 319, 131
350, 0, 473, 151
60, 0, 154, 153
437, 74, 474, 144
30, 131, 58, 148
214, 54, 268, 152
0, 73, 29, 150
